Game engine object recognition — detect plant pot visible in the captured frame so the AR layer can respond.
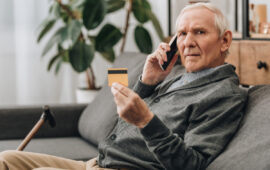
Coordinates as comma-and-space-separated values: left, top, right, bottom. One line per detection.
76, 88, 100, 103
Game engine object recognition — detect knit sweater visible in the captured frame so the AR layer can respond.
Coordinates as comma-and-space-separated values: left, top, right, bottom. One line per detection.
97, 64, 248, 170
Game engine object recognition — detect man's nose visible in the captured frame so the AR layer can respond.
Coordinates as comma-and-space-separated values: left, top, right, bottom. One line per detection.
183, 33, 196, 47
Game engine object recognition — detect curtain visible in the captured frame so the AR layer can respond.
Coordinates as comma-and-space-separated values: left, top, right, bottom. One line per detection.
0, 0, 78, 106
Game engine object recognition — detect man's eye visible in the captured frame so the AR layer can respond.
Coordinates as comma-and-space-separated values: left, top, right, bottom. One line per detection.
179, 32, 186, 36
196, 30, 205, 34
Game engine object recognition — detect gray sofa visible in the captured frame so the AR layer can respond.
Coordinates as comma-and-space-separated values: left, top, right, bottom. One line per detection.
0, 52, 270, 170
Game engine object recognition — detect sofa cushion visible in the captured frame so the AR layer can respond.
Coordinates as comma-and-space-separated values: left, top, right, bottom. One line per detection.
0, 137, 98, 161
78, 52, 147, 145
207, 85, 270, 170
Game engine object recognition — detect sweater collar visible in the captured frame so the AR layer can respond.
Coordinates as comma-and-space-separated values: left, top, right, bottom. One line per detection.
155, 64, 238, 96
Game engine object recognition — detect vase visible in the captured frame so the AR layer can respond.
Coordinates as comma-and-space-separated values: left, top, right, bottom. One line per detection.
76, 88, 100, 103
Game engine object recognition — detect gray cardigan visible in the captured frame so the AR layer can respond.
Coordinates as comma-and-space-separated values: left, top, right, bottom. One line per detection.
97, 64, 248, 170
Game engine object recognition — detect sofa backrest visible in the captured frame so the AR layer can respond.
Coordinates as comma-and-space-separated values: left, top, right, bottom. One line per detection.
207, 85, 270, 170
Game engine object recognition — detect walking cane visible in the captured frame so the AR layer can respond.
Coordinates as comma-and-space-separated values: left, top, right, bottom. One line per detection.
17, 105, 56, 151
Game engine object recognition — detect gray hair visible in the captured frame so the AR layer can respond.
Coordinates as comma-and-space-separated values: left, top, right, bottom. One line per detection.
176, 3, 229, 37
175, 3, 230, 57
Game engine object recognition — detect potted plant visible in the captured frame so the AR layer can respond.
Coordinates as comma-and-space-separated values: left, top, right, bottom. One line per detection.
37, 0, 164, 102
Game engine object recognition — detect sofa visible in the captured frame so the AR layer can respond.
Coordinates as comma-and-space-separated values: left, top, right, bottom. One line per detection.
0, 52, 270, 170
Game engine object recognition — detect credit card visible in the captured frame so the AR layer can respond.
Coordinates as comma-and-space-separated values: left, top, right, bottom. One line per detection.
108, 68, 128, 87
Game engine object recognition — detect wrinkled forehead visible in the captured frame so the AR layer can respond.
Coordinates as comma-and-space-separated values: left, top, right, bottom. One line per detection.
176, 7, 216, 31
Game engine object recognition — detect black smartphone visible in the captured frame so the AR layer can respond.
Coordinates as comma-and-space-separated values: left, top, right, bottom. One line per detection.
161, 35, 178, 71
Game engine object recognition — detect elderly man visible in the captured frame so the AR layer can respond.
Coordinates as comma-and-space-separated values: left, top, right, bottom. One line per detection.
0, 3, 247, 170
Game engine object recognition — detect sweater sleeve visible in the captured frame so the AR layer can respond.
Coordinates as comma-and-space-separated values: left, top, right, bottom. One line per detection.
140, 93, 247, 170
133, 76, 159, 98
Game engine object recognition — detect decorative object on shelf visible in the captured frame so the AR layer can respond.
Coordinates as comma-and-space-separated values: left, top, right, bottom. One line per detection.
249, 3, 259, 33
262, 23, 270, 34
241, 0, 270, 39
255, 4, 267, 34
246, 1, 270, 39
255, 4, 267, 24
37, 0, 164, 93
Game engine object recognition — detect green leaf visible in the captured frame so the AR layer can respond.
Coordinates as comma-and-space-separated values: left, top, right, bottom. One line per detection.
106, 0, 126, 13
42, 29, 61, 56
62, 50, 70, 62
95, 24, 122, 52
37, 19, 56, 43
69, 41, 94, 72
54, 58, 63, 75
58, 27, 70, 48
47, 53, 61, 71
57, 45, 69, 62
88, 35, 96, 46
70, 0, 85, 10
68, 19, 82, 46
147, 11, 165, 41
42, 27, 70, 56
82, 0, 106, 29
43, 26, 71, 56
49, 2, 61, 19
42, 20, 82, 57
132, 0, 151, 23
134, 25, 152, 54
100, 48, 115, 62
61, 12, 70, 23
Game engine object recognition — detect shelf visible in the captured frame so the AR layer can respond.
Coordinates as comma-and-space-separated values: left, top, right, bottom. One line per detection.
250, 33, 270, 39
233, 32, 242, 39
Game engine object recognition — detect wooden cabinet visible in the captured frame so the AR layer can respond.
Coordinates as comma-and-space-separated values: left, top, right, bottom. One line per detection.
226, 41, 240, 76
225, 0, 270, 85
226, 40, 270, 85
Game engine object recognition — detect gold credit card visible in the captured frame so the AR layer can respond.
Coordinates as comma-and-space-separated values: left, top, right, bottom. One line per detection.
108, 68, 128, 87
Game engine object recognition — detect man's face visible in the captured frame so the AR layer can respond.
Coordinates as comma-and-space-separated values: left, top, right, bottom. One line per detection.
176, 8, 225, 73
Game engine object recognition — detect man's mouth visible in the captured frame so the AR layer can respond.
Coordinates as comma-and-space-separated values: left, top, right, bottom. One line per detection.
185, 54, 200, 57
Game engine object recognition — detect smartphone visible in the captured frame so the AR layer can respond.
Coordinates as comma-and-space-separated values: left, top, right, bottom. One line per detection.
160, 34, 178, 71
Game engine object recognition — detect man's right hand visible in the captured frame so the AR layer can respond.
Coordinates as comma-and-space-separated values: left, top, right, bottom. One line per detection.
141, 42, 179, 85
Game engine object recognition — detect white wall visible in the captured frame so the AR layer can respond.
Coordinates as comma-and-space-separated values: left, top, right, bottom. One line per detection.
0, 1, 16, 105
0, 0, 78, 106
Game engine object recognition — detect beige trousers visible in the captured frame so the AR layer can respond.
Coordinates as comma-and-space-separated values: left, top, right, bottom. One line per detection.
0, 150, 124, 170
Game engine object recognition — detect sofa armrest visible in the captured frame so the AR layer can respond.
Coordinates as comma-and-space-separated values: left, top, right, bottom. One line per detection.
0, 104, 87, 140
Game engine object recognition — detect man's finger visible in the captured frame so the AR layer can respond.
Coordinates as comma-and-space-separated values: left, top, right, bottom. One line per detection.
157, 48, 167, 62
111, 82, 130, 97
111, 87, 124, 104
166, 54, 179, 71
159, 42, 170, 51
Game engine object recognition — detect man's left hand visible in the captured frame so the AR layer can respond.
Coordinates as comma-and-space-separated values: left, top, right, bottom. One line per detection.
111, 83, 154, 128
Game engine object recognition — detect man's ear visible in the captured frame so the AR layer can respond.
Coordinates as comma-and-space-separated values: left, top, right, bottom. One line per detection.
220, 30, 232, 53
